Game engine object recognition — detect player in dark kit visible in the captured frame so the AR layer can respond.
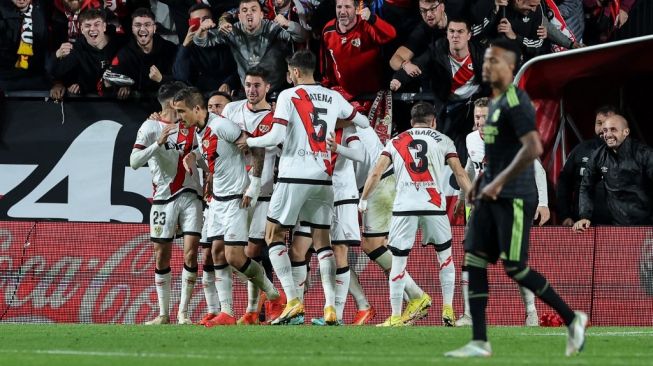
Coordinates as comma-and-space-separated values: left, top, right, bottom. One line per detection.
445, 39, 587, 358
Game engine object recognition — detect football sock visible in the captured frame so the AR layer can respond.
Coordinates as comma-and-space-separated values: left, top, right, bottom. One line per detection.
268, 243, 297, 300
179, 265, 197, 315
461, 268, 470, 316
214, 264, 234, 316
239, 258, 279, 302
435, 247, 455, 307
154, 267, 171, 316
201, 264, 220, 314
468, 265, 489, 341
317, 247, 336, 308
519, 286, 537, 314
291, 261, 307, 303
368, 246, 422, 299
335, 266, 351, 320
349, 270, 370, 310
389, 255, 408, 317
508, 265, 574, 325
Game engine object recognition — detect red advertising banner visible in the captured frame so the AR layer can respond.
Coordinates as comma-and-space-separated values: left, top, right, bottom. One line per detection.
0, 222, 651, 326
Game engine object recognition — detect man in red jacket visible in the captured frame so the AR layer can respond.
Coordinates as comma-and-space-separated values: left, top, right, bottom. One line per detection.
320, 0, 396, 114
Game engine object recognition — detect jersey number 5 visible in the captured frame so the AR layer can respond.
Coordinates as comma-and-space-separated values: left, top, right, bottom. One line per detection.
311, 108, 328, 143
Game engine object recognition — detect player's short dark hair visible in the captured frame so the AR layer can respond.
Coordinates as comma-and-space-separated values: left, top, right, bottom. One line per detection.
287, 50, 316, 73
595, 104, 619, 116
173, 87, 206, 109
239, 0, 261, 8
131, 7, 155, 21
447, 17, 470, 32
158, 81, 188, 104
489, 38, 522, 68
411, 102, 436, 124
474, 97, 489, 108
208, 90, 233, 102
78, 8, 106, 24
245, 66, 270, 83
188, 3, 212, 15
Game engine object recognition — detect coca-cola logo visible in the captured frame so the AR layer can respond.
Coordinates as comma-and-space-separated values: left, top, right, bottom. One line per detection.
0, 223, 205, 324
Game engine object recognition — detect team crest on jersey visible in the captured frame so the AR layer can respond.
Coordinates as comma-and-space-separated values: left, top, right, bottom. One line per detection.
351, 38, 361, 47
179, 128, 188, 136
601, 166, 608, 173
258, 124, 270, 134
203, 140, 210, 148
154, 226, 162, 237
467, 63, 474, 70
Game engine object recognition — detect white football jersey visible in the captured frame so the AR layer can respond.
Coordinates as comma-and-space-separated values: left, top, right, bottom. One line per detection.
332, 126, 360, 202
222, 100, 277, 197
353, 126, 387, 190
133, 119, 201, 202
199, 113, 249, 197
382, 128, 457, 213
273, 84, 356, 182
466, 130, 485, 177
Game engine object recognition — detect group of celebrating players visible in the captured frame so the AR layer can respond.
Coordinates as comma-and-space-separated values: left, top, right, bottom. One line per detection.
131, 42, 587, 358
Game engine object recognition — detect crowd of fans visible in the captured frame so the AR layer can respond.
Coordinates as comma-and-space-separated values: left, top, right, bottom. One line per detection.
1, 0, 651, 225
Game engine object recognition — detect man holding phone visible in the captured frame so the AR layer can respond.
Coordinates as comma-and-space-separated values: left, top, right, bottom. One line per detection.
173, 3, 239, 94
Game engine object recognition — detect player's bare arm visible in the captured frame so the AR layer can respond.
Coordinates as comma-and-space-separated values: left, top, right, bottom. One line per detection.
479, 130, 543, 201
359, 154, 391, 212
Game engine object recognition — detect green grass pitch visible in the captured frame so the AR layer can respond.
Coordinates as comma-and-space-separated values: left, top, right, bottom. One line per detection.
0, 325, 651, 366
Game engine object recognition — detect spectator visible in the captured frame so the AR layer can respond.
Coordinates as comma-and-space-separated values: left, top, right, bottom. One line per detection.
389, 0, 448, 89
583, 0, 637, 44
321, 0, 396, 113
51, 0, 102, 48
173, 3, 239, 94
194, 0, 305, 94
574, 114, 653, 231
49, 8, 125, 100
390, 18, 487, 163
556, 0, 585, 42
0, 0, 50, 92
472, 0, 547, 61
207, 90, 233, 115
556, 105, 615, 226
109, 7, 177, 99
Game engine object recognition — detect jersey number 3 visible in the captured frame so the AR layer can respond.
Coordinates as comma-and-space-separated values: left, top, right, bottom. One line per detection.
408, 140, 429, 173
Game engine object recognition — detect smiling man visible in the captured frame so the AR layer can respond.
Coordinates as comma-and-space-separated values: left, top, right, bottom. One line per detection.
109, 7, 177, 99
49, 8, 125, 98
574, 115, 653, 230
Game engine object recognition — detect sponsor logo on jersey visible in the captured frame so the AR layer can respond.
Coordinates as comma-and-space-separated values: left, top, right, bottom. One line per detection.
154, 226, 162, 237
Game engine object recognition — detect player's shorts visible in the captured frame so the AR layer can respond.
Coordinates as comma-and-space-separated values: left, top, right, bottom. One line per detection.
207, 196, 249, 246
464, 197, 536, 264
267, 181, 334, 229
387, 212, 452, 255
248, 197, 270, 245
293, 224, 311, 238
199, 204, 211, 248
150, 192, 202, 243
331, 201, 361, 246
362, 174, 396, 237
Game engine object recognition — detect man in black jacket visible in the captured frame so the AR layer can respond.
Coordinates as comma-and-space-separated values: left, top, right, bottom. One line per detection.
556, 105, 615, 226
173, 3, 239, 95
109, 7, 177, 99
49, 8, 125, 99
390, 18, 488, 162
574, 115, 653, 231
0, 0, 50, 92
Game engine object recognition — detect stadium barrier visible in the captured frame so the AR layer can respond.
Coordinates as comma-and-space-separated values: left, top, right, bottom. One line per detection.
1, 221, 651, 326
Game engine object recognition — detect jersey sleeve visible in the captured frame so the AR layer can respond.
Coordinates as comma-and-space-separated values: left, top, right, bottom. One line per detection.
216, 118, 244, 143
443, 136, 458, 162
342, 125, 359, 146
506, 89, 537, 138
335, 92, 357, 121
134, 121, 155, 149
381, 139, 394, 161
272, 90, 293, 126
